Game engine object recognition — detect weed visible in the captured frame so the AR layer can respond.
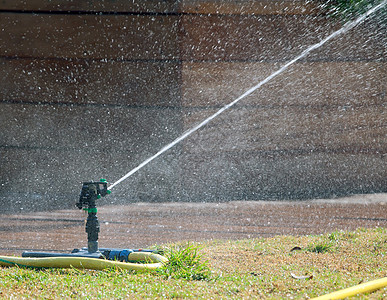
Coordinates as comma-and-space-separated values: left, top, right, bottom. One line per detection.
157, 243, 212, 281
328, 231, 340, 241
307, 242, 333, 253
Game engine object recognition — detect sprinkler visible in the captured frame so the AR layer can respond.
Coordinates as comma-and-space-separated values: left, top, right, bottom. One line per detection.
2, 1, 385, 271
21, 179, 158, 262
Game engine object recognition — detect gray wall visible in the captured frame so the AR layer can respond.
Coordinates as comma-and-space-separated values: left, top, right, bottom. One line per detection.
0, 1, 386, 211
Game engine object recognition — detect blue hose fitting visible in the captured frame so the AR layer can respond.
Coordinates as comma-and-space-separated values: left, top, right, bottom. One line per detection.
105, 249, 134, 262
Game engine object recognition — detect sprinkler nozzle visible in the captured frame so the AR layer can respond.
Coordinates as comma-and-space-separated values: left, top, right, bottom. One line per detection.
76, 180, 110, 210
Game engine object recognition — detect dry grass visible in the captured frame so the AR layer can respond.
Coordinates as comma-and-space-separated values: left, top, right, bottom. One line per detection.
200, 227, 386, 298
0, 227, 386, 299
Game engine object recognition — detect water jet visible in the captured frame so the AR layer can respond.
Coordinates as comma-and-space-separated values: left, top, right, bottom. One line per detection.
108, 0, 387, 192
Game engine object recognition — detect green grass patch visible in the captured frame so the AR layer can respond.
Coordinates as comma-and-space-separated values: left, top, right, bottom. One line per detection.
0, 227, 386, 299
157, 243, 212, 281
306, 242, 333, 254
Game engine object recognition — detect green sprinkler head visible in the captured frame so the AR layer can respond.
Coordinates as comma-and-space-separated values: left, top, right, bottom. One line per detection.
76, 179, 111, 209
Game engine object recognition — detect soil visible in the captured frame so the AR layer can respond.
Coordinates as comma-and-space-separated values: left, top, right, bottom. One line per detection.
0, 193, 386, 255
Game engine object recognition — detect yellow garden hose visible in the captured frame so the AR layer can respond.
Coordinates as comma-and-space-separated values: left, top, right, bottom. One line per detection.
0, 252, 167, 271
311, 277, 387, 300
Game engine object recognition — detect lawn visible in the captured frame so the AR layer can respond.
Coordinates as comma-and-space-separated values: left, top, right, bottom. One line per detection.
0, 227, 386, 299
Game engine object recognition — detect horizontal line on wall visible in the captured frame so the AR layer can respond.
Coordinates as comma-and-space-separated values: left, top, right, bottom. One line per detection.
181, 101, 386, 111
0, 55, 385, 64
1, 144, 384, 156
0, 99, 182, 110
0, 55, 182, 64
0, 9, 316, 17
183, 147, 386, 157
1, 98, 386, 113
0, 144, 102, 152
0, 9, 181, 16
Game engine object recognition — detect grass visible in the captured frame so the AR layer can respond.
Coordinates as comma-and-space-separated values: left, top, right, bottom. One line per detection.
306, 242, 333, 254
158, 243, 212, 281
0, 227, 386, 299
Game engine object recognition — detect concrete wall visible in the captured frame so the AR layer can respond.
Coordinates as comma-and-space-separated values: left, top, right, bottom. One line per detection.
0, 1, 386, 211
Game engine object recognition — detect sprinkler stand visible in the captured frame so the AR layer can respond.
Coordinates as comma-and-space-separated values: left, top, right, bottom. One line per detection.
22, 179, 158, 261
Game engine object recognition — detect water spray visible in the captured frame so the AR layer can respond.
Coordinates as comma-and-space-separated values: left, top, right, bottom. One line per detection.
1, 1, 385, 271
108, 0, 387, 191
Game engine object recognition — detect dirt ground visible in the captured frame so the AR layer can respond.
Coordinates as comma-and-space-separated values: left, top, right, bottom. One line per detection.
0, 193, 386, 255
